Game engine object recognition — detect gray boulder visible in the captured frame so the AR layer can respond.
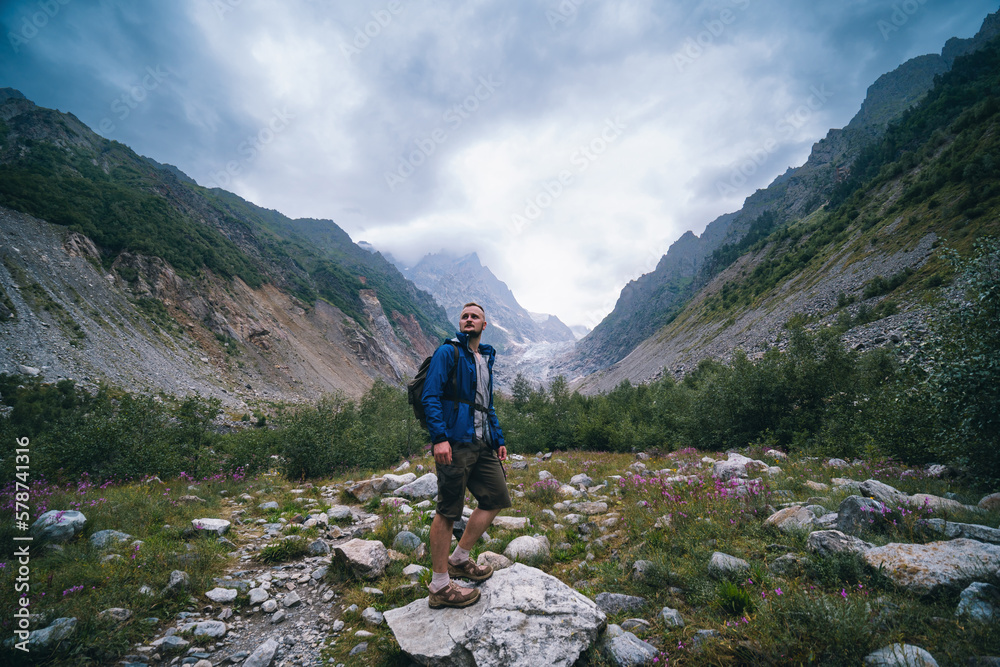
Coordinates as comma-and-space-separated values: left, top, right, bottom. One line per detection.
97, 608, 131, 623
334, 539, 390, 580
504, 535, 550, 562
31, 510, 86, 543
864, 539, 1000, 594
919, 519, 1000, 545
205, 588, 238, 603
362, 607, 385, 626
707, 552, 750, 579
659, 607, 684, 627
248, 588, 270, 605
327, 505, 353, 521
243, 638, 280, 667
836, 495, 886, 535
764, 506, 816, 532
864, 643, 938, 666
393, 473, 439, 500
393, 531, 422, 552
180, 620, 228, 638
807, 530, 874, 557
477, 551, 513, 571
979, 492, 1000, 512
259, 501, 279, 510
712, 453, 766, 481
570, 473, 594, 487
90, 529, 132, 549
383, 472, 418, 491
956, 582, 1000, 623
307, 538, 330, 555
595, 592, 647, 615
859, 480, 909, 507
162, 570, 190, 595
384, 563, 606, 667
192, 518, 230, 536
599, 624, 658, 666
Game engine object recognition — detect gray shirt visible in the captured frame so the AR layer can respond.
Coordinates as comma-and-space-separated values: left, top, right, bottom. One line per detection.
473, 350, 491, 444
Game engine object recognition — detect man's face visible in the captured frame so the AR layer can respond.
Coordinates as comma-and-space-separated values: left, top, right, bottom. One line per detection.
459, 306, 486, 335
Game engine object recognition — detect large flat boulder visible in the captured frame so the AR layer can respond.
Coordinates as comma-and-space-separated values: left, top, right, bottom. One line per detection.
863, 539, 1000, 594
384, 563, 606, 666
393, 473, 439, 500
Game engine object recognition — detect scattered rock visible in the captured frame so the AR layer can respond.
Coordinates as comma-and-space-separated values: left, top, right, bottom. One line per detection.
385, 564, 606, 667
863, 643, 939, 666
334, 539, 390, 580
599, 625, 658, 667
393, 531, 422, 552
205, 588, 238, 603
392, 473, 439, 500
31, 510, 86, 543
248, 588, 270, 605
282, 591, 302, 608
492, 515, 531, 530
770, 553, 807, 576
918, 519, 1000, 545
956, 582, 1000, 623
243, 638, 280, 667
836, 496, 885, 535
660, 607, 684, 627
807, 530, 874, 556
477, 551, 513, 571
307, 538, 330, 555
98, 608, 132, 624
503, 535, 550, 562
259, 501, 279, 510
595, 592, 647, 615
804, 480, 830, 492
191, 518, 230, 536
707, 552, 750, 579
162, 570, 190, 595
864, 539, 1000, 594
859, 480, 909, 507
764, 506, 816, 532
383, 472, 418, 491
362, 607, 385, 626
978, 493, 1000, 512
570, 473, 594, 487
89, 529, 132, 549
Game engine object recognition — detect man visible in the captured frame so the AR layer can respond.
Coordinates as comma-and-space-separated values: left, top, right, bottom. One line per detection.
421, 302, 511, 609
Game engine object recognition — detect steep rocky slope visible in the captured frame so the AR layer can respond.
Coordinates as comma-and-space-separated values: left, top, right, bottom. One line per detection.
576, 32, 1000, 393
0, 91, 449, 407
567, 9, 1000, 378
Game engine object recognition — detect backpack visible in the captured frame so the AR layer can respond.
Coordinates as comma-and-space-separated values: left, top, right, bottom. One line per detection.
407, 340, 461, 431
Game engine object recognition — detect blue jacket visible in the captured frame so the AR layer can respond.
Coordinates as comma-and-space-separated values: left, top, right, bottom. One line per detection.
421, 331, 505, 449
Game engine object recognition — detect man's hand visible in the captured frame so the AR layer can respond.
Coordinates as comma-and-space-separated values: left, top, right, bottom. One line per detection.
433, 441, 452, 465
497, 445, 507, 461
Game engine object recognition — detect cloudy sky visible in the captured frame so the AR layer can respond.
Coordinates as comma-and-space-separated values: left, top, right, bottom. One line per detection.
2, 1, 995, 328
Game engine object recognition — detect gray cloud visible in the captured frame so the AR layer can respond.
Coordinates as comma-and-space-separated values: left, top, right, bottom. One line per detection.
1, 0, 995, 327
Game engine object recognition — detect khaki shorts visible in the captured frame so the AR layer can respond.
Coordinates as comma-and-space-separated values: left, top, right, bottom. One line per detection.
435, 440, 512, 521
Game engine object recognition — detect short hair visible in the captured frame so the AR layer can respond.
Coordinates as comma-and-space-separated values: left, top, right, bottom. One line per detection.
462, 302, 486, 319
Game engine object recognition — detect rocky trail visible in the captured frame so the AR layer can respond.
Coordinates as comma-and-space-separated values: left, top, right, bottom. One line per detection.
21, 451, 1000, 667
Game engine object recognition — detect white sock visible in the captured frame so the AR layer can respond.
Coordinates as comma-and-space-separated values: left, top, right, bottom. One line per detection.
449, 545, 470, 564
430, 572, 450, 592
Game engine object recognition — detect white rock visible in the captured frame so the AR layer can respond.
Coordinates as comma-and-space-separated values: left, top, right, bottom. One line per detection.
205, 588, 238, 603
504, 536, 551, 562
385, 564, 604, 667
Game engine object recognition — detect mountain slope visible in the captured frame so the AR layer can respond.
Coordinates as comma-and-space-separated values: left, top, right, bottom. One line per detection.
0, 90, 449, 406
576, 32, 1000, 393
567, 9, 1000, 378
403, 251, 576, 350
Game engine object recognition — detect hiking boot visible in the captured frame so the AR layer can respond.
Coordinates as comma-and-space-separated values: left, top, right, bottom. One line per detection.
428, 581, 481, 609
448, 558, 494, 582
